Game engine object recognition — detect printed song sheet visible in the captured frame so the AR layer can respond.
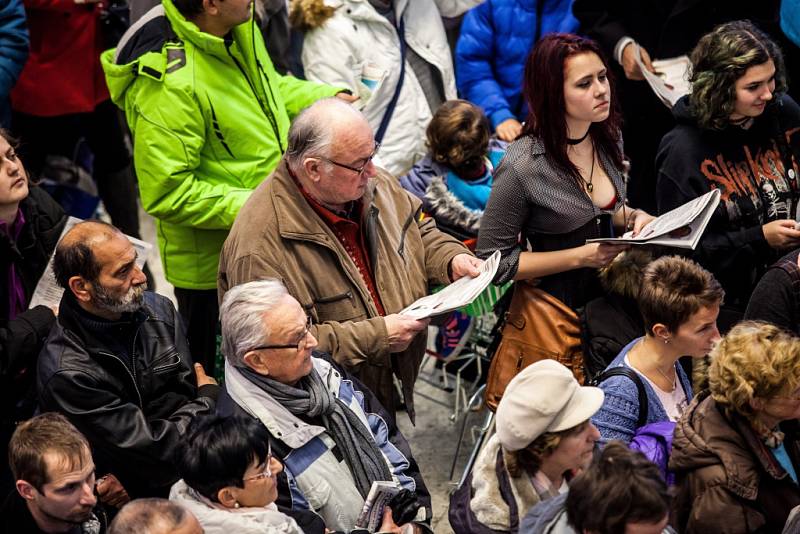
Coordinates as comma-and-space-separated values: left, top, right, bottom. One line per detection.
637, 46, 692, 108
587, 189, 720, 250
400, 250, 501, 319
355, 481, 401, 532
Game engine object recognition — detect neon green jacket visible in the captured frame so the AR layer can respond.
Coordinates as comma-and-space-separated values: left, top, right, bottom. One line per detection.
101, 0, 341, 289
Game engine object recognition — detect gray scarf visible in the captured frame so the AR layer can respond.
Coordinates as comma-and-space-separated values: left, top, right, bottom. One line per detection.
240, 366, 393, 498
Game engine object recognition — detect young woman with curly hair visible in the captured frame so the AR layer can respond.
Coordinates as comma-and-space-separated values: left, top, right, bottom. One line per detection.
656, 20, 800, 323
670, 321, 800, 533
449, 360, 604, 533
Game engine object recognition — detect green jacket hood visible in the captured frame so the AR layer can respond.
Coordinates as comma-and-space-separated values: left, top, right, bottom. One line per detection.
102, 0, 257, 106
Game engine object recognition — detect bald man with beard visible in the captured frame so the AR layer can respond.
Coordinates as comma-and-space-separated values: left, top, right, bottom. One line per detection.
37, 221, 219, 499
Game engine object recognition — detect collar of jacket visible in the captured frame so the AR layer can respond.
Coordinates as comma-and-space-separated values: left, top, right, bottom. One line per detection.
272, 159, 380, 243
57, 291, 149, 355
162, 0, 256, 56
224, 354, 338, 449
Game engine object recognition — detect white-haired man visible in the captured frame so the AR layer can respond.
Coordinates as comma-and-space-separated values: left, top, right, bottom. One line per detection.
218, 98, 481, 421
216, 279, 433, 533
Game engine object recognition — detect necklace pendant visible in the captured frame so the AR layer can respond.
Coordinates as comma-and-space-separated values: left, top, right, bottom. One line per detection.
586, 182, 593, 193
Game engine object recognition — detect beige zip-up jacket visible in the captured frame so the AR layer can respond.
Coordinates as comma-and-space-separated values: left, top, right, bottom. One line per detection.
218, 158, 468, 420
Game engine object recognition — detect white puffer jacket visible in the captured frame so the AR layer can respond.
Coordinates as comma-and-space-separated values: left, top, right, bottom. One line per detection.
169, 480, 304, 534
297, 0, 481, 175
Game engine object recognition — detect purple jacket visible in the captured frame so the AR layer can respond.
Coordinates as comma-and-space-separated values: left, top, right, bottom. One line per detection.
630, 421, 676, 486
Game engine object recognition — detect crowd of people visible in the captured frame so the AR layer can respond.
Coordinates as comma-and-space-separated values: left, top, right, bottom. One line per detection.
3, 0, 800, 533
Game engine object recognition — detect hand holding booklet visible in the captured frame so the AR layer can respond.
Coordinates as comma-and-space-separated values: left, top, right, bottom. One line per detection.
587, 189, 721, 250
636, 45, 692, 108
355, 481, 400, 532
400, 250, 501, 319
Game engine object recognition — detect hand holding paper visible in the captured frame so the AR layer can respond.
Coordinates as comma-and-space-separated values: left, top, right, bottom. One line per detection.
400, 251, 501, 319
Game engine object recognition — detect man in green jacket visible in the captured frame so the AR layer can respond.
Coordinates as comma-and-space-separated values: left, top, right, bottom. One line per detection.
101, 0, 350, 374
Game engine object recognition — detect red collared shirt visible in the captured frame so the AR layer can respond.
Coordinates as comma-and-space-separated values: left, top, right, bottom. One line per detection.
294, 178, 386, 316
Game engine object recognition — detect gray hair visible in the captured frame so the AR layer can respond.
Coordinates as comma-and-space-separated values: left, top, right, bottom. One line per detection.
219, 279, 290, 366
285, 97, 366, 172
108, 499, 194, 534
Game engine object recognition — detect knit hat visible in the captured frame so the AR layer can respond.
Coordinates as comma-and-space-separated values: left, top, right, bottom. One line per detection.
496, 359, 604, 451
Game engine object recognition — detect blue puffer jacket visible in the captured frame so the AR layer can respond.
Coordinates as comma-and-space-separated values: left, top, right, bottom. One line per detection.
455, 0, 578, 129
0, 0, 28, 127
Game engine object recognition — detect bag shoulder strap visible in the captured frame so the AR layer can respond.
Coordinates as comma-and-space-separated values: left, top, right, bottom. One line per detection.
774, 252, 800, 307
375, 17, 406, 144
593, 366, 649, 428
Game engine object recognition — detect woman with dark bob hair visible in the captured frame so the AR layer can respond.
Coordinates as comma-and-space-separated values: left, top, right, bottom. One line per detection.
656, 20, 800, 322
670, 322, 800, 533
592, 256, 724, 444
477, 33, 655, 314
169, 415, 308, 534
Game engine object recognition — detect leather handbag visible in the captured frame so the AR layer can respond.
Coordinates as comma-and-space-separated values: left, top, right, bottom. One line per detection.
485, 280, 585, 412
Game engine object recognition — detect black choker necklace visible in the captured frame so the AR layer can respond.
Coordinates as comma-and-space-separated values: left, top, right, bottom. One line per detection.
567, 130, 590, 145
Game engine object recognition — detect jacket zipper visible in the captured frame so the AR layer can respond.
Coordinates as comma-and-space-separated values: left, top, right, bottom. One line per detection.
250, 16, 285, 153
397, 207, 419, 260
224, 41, 282, 151
97, 350, 144, 408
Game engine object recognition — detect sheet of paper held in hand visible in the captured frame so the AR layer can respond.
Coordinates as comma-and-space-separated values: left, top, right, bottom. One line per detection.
355, 481, 401, 532
637, 45, 692, 108
28, 216, 153, 310
587, 189, 721, 250
400, 250, 501, 319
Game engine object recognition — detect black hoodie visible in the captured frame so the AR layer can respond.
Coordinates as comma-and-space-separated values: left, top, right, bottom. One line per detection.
656, 94, 800, 310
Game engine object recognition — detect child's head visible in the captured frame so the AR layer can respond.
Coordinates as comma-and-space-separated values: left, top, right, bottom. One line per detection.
427, 100, 490, 174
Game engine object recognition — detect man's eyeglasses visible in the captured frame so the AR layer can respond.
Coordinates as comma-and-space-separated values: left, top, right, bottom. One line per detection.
318, 142, 380, 177
243, 443, 274, 482
249, 315, 313, 352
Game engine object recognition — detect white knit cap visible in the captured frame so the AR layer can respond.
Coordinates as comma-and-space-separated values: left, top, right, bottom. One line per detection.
495, 359, 604, 451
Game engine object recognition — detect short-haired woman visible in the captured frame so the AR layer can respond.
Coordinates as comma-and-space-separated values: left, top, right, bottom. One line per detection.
477, 33, 654, 313
671, 321, 800, 533
449, 359, 604, 533
656, 20, 800, 319
170, 415, 308, 534
592, 256, 724, 443
522, 441, 672, 533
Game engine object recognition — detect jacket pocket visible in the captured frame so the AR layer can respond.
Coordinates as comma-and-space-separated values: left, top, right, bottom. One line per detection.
397, 208, 420, 261
149, 347, 182, 374
312, 291, 363, 322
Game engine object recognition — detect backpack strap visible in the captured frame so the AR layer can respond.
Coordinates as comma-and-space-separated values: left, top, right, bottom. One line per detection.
375, 17, 406, 145
593, 367, 649, 428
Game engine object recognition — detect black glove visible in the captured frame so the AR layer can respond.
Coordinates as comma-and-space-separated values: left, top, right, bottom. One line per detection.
387, 489, 421, 526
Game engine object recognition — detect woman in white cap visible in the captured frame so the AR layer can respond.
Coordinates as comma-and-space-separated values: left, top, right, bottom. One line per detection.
449, 359, 604, 534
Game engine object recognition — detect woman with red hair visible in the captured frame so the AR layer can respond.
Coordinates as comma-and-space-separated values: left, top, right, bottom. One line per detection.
477, 33, 654, 312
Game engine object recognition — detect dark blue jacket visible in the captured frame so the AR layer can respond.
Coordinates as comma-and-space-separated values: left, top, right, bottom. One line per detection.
455, 0, 577, 129
0, 0, 27, 127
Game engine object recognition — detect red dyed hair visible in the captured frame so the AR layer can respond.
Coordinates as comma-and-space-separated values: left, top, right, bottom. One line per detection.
521, 33, 624, 184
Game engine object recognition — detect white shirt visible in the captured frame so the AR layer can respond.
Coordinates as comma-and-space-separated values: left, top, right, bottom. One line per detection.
624, 354, 688, 421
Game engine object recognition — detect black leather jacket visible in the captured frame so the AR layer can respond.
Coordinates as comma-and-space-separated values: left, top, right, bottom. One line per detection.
38, 291, 218, 498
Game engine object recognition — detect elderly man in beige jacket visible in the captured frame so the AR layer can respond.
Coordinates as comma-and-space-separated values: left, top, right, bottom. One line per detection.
218, 98, 480, 421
